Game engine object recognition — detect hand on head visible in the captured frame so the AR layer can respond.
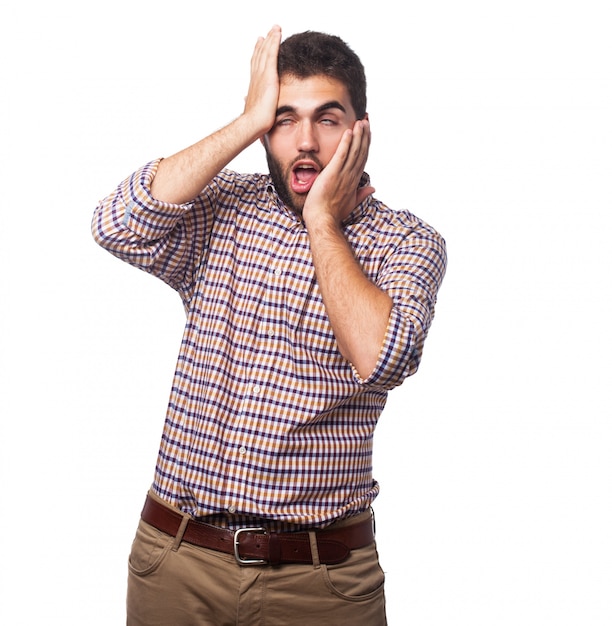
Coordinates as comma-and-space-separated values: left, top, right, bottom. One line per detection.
243, 25, 283, 137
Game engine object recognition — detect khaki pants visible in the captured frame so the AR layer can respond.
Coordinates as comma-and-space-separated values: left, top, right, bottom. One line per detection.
126, 503, 387, 625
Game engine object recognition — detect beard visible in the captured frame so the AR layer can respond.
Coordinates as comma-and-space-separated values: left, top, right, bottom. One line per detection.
265, 150, 299, 213
264, 148, 324, 216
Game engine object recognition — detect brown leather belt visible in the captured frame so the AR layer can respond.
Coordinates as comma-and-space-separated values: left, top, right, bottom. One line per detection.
140, 495, 375, 566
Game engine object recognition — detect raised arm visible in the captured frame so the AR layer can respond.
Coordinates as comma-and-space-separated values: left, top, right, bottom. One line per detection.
302, 119, 393, 380
149, 25, 282, 204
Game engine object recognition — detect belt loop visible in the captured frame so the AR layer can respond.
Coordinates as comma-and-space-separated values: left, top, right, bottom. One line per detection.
172, 514, 190, 552
308, 531, 321, 569
267, 532, 281, 566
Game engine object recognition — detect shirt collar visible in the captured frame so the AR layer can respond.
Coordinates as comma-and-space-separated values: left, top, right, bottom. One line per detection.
261, 172, 374, 226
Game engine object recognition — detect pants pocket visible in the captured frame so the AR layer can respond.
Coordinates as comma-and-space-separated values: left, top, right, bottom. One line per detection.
128, 519, 174, 577
321, 543, 386, 601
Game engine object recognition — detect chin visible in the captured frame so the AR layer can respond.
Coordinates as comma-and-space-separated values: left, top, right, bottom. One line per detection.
265, 151, 306, 215
290, 196, 306, 215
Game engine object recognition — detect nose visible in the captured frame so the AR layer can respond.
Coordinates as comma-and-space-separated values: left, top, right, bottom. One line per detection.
296, 120, 318, 153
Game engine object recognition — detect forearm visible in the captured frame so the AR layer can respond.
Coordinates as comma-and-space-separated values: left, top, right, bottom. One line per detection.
150, 26, 281, 205
92, 160, 207, 295
307, 217, 392, 380
150, 114, 264, 204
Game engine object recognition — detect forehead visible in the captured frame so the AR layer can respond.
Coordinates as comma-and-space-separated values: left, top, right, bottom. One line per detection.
277, 74, 355, 117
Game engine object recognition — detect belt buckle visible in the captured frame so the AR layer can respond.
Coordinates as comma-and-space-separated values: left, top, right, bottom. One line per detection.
233, 527, 267, 565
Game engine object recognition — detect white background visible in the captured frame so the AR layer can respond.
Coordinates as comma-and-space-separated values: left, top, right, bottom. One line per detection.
1, 1, 610, 624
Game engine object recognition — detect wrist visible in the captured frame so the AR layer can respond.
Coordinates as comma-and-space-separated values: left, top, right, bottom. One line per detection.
303, 209, 342, 235
237, 109, 274, 144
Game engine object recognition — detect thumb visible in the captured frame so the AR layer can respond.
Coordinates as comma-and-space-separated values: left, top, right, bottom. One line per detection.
356, 185, 375, 206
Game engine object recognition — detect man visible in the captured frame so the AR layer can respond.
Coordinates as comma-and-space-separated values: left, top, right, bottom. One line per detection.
93, 25, 446, 625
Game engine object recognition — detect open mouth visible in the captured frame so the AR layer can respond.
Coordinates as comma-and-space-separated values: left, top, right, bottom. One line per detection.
290, 162, 320, 194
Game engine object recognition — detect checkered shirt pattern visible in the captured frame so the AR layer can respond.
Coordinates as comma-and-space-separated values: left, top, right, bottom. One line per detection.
92, 159, 446, 530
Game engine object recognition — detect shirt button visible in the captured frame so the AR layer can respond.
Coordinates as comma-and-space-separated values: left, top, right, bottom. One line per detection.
227, 505, 237, 514
239, 446, 247, 455
273, 267, 283, 276
252, 384, 261, 394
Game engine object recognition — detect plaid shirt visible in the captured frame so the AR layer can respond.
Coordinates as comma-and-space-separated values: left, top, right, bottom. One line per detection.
93, 159, 446, 530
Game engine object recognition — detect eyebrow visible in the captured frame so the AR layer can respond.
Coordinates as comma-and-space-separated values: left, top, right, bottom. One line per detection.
275, 101, 347, 117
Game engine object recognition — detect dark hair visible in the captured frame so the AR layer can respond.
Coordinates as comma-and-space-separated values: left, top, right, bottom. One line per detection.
278, 31, 367, 119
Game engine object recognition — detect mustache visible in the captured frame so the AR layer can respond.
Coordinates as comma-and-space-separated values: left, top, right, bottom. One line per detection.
289, 153, 325, 171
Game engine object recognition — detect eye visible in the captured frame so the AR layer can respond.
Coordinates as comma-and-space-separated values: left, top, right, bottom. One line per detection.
275, 117, 294, 127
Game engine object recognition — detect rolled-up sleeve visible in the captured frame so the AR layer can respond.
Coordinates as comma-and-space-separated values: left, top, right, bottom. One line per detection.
358, 223, 447, 390
92, 159, 212, 302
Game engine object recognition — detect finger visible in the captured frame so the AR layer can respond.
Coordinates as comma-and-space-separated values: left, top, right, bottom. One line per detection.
351, 120, 370, 163
356, 185, 375, 206
347, 124, 370, 182
250, 26, 280, 74
326, 122, 370, 185
254, 26, 281, 70
339, 123, 369, 183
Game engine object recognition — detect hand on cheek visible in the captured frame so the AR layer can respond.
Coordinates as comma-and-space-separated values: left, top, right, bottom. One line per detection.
304, 119, 374, 226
